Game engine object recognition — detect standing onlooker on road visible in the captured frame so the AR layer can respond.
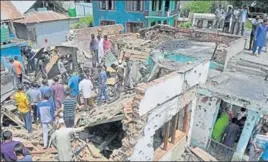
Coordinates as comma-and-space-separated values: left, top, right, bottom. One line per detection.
231, 6, 241, 35
214, 5, 225, 29
48, 119, 85, 161
253, 19, 268, 56
26, 82, 42, 123
90, 34, 99, 68
14, 84, 32, 133
62, 91, 80, 127
37, 94, 54, 149
79, 75, 94, 108
249, 16, 261, 50
0, 131, 30, 161
97, 65, 109, 105
238, 5, 250, 36
14, 142, 33, 161
223, 6, 232, 32
52, 76, 65, 110
13, 56, 24, 84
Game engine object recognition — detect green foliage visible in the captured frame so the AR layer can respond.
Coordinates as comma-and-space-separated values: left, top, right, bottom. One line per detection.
185, 1, 213, 13
179, 21, 192, 29
71, 15, 93, 29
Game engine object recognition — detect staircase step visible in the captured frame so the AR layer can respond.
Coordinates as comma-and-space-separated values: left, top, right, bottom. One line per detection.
228, 64, 267, 77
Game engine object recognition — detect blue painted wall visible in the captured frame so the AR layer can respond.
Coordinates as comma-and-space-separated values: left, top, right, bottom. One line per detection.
92, 1, 150, 32
0, 44, 24, 69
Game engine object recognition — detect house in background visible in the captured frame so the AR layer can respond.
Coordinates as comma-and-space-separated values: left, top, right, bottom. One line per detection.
13, 11, 78, 48
92, 0, 180, 32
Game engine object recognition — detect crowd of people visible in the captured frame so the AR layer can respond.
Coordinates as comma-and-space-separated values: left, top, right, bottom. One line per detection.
214, 5, 268, 56
1, 31, 136, 161
212, 106, 268, 161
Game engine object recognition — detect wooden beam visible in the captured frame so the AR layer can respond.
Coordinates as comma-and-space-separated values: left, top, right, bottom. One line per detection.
1, 111, 24, 126
183, 104, 190, 134
171, 113, 179, 144
163, 121, 170, 151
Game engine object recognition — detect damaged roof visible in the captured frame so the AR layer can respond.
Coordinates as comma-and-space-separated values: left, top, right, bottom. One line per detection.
15, 11, 69, 24
10, 1, 36, 14
1, 1, 24, 21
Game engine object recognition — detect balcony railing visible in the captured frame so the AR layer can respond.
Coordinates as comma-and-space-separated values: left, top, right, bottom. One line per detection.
144, 9, 179, 17
206, 138, 235, 161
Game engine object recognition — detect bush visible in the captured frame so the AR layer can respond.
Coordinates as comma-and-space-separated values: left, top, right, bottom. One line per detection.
71, 15, 93, 29
179, 21, 192, 29
185, 1, 213, 13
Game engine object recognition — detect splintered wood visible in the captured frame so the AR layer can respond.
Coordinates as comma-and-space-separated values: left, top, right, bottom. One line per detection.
45, 53, 59, 73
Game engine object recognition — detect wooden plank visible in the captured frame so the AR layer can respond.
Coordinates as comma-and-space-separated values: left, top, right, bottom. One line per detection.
1, 111, 24, 126
171, 113, 179, 144
163, 121, 170, 151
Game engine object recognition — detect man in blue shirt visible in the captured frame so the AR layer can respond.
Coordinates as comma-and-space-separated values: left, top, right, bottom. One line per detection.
40, 80, 55, 117
90, 34, 99, 68
37, 94, 54, 149
67, 72, 80, 98
97, 65, 109, 105
252, 125, 268, 161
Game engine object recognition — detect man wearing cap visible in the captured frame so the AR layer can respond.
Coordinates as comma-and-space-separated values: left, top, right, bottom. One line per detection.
48, 119, 86, 161
97, 65, 109, 105
37, 94, 54, 149
26, 82, 42, 123
14, 84, 32, 133
52, 76, 65, 110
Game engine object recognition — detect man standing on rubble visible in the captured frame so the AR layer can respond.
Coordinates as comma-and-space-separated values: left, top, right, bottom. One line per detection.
26, 82, 42, 123
57, 56, 68, 83
1, 131, 30, 161
37, 94, 54, 149
40, 80, 55, 117
14, 84, 32, 133
111, 61, 124, 99
68, 72, 80, 101
52, 76, 65, 110
90, 34, 99, 68
48, 119, 86, 161
13, 56, 24, 84
124, 56, 134, 89
97, 65, 109, 105
79, 75, 94, 108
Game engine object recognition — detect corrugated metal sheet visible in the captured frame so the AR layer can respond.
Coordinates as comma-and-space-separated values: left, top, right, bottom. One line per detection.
10, 1, 36, 14
15, 11, 69, 24
0, 1, 23, 21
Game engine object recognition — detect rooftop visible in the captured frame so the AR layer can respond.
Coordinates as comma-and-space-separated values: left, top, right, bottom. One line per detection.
0, 1, 23, 21
14, 11, 69, 24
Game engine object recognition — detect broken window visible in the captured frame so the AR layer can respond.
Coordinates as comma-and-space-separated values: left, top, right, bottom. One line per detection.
151, 0, 162, 11
125, 0, 143, 12
151, 21, 156, 27
99, 0, 115, 10
153, 104, 190, 160
164, 0, 170, 11
126, 22, 143, 33
100, 20, 116, 26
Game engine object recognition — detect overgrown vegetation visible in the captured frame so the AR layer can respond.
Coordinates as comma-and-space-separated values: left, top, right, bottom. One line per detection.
179, 21, 192, 29
185, 1, 213, 13
71, 15, 93, 29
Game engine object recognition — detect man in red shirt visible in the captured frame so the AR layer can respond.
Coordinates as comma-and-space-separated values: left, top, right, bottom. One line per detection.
13, 56, 23, 83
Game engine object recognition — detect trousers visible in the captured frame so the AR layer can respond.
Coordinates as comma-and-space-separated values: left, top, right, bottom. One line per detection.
253, 43, 263, 54
42, 123, 52, 148
91, 49, 98, 68
20, 111, 32, 133
97, 86, 108, 104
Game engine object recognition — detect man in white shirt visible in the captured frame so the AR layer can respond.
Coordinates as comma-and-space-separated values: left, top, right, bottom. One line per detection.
78, 74, 94, 108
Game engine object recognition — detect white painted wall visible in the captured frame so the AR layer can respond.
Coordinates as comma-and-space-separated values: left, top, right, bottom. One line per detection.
130, 60, 210, 161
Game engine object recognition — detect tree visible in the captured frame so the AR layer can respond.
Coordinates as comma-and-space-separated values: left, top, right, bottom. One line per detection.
185, 1, 213, 13
71, 16, 93, 29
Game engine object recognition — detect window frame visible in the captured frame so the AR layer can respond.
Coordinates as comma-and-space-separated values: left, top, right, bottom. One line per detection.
100, 20, 116, 26
125, 0, 144, 12
99, 0, 115, 10
126, 22, 144, 33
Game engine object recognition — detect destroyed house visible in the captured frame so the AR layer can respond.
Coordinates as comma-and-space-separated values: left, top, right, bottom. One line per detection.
92, 0, 180, 32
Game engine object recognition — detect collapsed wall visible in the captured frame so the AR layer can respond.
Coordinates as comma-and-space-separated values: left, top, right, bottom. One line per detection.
110, 59, 210, 161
